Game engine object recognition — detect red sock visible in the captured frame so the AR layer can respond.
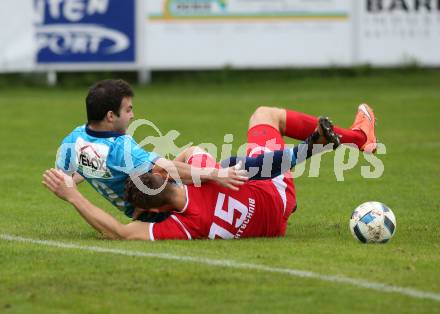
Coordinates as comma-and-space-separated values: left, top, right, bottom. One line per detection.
285, 110, 367, 148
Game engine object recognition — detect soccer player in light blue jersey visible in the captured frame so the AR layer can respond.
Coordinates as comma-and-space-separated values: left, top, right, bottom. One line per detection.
56, 79, 247, 222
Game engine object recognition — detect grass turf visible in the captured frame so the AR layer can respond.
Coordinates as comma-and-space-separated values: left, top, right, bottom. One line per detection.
0, 71, 439, 313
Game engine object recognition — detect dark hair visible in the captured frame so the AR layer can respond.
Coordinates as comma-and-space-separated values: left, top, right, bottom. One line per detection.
124, 173, 175, 211
86, 79, 134, 123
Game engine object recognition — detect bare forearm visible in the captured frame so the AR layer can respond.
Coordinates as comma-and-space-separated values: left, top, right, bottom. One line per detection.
43, 168, 149, 240
68, 192, 126, 239
153, 154, 246, 190
173, 160, 215, 184
155, 158, 215, 185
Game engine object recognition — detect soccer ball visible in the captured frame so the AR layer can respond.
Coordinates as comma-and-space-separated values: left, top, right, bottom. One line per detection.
349, 202, 396, 243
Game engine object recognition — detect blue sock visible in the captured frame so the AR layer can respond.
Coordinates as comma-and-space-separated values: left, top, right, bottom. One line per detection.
220, 138, 318, 180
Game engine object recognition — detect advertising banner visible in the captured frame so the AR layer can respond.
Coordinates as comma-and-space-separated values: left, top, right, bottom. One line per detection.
145, 0, 353, 69
34, 0, 137, 65
148, 0, 349, 20
357, 0, 440, 65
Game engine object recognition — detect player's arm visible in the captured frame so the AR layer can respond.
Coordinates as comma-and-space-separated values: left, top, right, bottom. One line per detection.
42, 169, 149, 241
173, 146, 206, 163
153, 157, 247, 191
127, 137, 247, 190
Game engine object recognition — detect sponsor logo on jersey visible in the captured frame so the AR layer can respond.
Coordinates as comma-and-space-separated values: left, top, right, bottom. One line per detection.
75, 139, 112, 178
234, 198, 256, 239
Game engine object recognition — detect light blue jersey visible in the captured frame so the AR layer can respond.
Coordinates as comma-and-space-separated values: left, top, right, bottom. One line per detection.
56, 125, 160, 217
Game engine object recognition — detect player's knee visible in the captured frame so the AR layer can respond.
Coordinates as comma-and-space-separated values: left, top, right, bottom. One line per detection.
249, 106, 283, 128
253, 106, 272, 117
250, 106, 270, 123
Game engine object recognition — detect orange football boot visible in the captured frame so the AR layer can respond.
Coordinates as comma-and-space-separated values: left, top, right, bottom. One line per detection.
350, 104, 377, 153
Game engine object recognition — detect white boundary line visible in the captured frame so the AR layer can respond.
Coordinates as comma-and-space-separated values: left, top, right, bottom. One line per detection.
1, 233, 440, 303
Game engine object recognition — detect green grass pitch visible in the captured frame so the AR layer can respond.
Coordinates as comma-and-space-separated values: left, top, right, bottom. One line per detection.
0, 71, 439, 313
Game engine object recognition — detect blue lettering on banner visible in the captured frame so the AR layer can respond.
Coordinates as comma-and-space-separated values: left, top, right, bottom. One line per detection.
34, 0, 135, 63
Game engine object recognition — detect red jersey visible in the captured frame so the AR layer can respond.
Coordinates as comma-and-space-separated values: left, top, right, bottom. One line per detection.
149, 154, 296, 241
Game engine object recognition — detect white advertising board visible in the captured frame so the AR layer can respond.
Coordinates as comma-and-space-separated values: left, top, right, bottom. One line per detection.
144, 0, 354, 69
0, 1, 35, 72
357, 0, 440, 66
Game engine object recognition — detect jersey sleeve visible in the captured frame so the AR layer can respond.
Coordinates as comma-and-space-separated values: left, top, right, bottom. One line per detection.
55, 134, 77, 175
114, 136, 161, 174
149, 214, 192, 241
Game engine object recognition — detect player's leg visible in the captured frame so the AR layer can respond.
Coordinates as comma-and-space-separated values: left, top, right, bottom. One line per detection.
246, 109, 297, 222
222, 105, 376, 179
247, 110, 285, 154
248, 106, 286, 134
250, 106, 370, 150
285, 108, 367, 148
243, 106, 341, 177
222, 117, 339, 179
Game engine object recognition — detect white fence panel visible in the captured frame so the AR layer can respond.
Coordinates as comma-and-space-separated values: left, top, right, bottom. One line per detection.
0, 0, 439, 73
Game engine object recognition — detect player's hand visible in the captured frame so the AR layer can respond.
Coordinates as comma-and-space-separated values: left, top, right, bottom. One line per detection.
213, 161, 248, 191
42, 168, 79, 203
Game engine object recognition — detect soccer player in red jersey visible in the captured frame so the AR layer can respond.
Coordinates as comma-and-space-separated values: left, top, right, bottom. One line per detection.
42, 105, 376, 240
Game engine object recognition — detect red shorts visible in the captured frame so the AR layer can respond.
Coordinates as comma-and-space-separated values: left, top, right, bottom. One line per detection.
246, 124, 287, 157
